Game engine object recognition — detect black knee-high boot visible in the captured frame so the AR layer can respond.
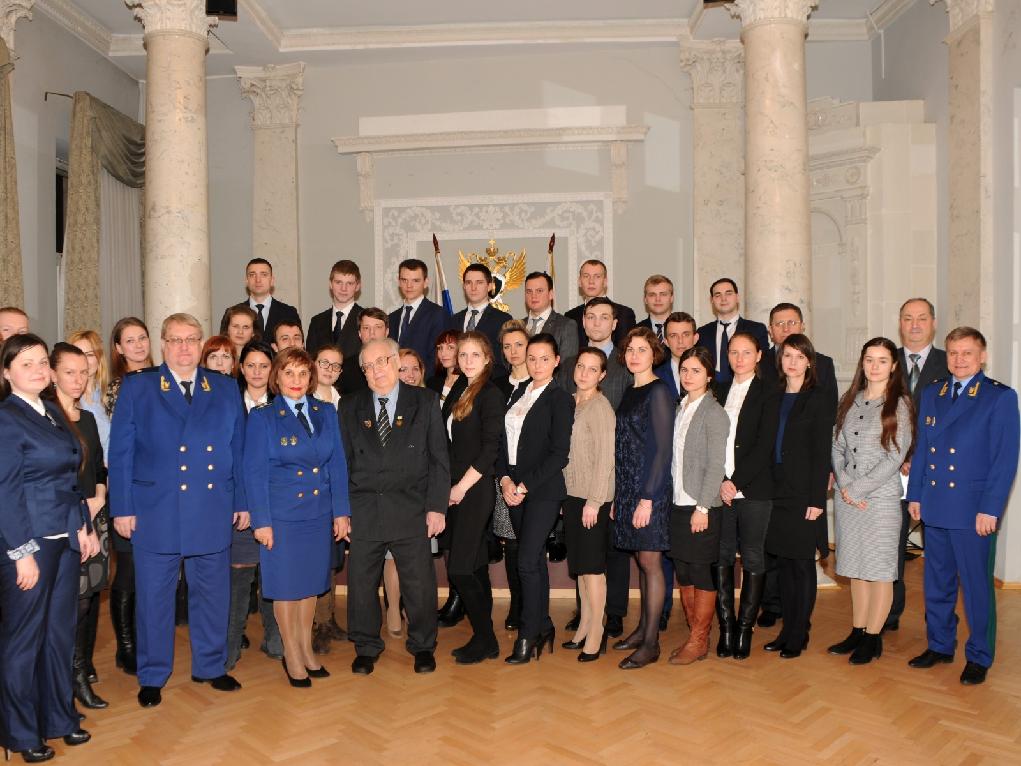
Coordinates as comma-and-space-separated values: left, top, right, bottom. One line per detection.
713, 564, 736, 658
110, 589, 137, 675
503, 539, 522, 631
74, 597, 108, 709
82, 593, 100, 682
733, 571, 765, 660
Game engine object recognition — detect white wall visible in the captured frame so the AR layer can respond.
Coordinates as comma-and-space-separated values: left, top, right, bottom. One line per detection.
10, 12, 138, 344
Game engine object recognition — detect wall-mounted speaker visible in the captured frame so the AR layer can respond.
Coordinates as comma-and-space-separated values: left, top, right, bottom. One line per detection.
206, 1, 237, 20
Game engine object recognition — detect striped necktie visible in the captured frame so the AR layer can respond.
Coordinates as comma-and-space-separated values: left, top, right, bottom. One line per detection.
377, 397, 392, 446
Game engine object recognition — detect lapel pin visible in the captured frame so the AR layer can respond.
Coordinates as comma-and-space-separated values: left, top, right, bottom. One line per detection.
938, 382, 948, 397
280, 437, 288, 446
201, 377, 211, 393
363, 420, 373, 429
279, 410, 287, 416
312, 405, 319, 412
290, 435, 298, 446
160, 376, 170, 392
395, 415, 404, 427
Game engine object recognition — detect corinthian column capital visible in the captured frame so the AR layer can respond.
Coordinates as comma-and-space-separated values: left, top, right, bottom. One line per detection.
943, 0, 996, 34
679, 39, 744, 107
1, 0, 34, 51
726, 0, 818, 27
236, 63, 305, 129
125, 0, 216, 38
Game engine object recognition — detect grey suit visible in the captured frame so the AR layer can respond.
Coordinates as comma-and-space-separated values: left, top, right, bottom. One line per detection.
523, 310, 579, 361
674, 396, 730, 510
556, 352, 633, 411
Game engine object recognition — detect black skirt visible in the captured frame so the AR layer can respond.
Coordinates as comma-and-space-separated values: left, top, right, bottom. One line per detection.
669, 504, 723, 565
563, 496, 610, 576
765, 500, 828, 561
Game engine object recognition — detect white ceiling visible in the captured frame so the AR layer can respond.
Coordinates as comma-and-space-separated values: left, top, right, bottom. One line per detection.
42, 0, 912, 81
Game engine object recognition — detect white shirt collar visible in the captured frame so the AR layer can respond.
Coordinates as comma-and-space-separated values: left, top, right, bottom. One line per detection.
249, 295, 273, 312
403, 296, 425, 311
528, 308, 552, 323
331, 299, 355, 313
14, 392, 46, 417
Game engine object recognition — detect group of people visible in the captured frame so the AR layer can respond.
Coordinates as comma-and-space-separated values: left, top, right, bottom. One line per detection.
0, 253, 1017, 761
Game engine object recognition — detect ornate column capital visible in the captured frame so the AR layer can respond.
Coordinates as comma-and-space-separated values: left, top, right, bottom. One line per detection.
679, 39, 744, 107
941, 0, 995, 34
726, 0, 818, 27
1, 0, 35, 51
236, 62, 305, 129
125, 0, 216, 38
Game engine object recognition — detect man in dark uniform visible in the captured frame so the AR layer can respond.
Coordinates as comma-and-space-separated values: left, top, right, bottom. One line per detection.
109, 313, 247, 707
907, 327, 1019, 685
305, 259, 365, 395
218, 258, 301, 341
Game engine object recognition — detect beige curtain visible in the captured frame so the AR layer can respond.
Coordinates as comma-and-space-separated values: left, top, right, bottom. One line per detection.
99, 168, 143, 342
63, 91, 144, 335
0, 40, 23, 308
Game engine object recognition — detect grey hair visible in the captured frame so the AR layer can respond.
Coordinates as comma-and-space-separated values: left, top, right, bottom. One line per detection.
359, 337, 400, 365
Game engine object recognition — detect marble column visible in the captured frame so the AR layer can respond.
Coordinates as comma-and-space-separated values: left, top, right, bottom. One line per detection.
126, 0, 216, 335
679, 39, 745, 309
729, 0, 817, 326
1, 0, 34, 52
235, 62, 304, 308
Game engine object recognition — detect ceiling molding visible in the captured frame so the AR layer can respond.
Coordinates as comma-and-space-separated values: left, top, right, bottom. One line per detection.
35, 0, 111, 57
108, 31, 232, 56
239, 0, 280, 48
806, 18, 871, 42
866, 0, 919, 34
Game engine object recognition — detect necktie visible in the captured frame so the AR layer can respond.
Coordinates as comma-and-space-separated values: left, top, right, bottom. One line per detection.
908, 353, 921, 393
332, 310, 345, 344
655, 323, 664, 342
181, 380, 193, 404
399, 305, 412, 342
254, 304, 266, 333
295, 402, 313, 437
467, 309, 479, 332
952, 381, 962, 402
377, 397, 392, 446
529, 316, 541, 335
718, 322, 732, 380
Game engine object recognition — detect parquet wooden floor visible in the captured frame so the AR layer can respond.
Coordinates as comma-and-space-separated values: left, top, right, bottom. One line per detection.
43, 557, 1021, 766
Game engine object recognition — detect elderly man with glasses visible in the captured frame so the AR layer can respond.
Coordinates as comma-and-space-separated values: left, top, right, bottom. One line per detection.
338, 338, 450, 675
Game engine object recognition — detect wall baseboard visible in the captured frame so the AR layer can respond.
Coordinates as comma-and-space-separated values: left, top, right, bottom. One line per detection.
994, 578, 1021, 590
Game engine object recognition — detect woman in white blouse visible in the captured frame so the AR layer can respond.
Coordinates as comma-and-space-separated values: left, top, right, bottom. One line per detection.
667, 346, 730, 666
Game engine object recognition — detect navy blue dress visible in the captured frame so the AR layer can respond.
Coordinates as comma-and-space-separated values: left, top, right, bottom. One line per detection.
613, 379, 674, 551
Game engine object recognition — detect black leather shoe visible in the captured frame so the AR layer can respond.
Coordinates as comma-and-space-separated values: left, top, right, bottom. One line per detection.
561, 637, 586, 650
306, 665, 330, 678
351, 655, 376, 675
960, 661, 988, 685
137, 686, 162, 707
282, 659, 311, 688
757, 610, 781, 628
763, 638, 785, 652
414, 651, 437, 673
191, 674, 241, 692
13, 746, 54, 763
604, 615, 624, 638
908, 649, 954, 668
564, 612, 581, 632
61, 729, 90, 746
659, 613, 669, 631
828, 627, 865, 656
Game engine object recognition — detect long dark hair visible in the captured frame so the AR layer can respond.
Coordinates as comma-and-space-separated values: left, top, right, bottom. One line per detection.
41, 342, 89, 472
835, 337, 915, 454
678, 345, 716, 400
451, 332, 494, 421
109, 316, 153, 380
433, 329, 462, 377
237, 339, 276, 393
777, 333, 817, 390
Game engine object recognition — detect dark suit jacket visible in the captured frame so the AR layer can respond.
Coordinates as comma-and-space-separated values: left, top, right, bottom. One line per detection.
453, 305, 513, 369
898, 346, 947, 409
565, 299, 637, 351
761, 346, 839, 408
496, 382, 575, 502
716, 377, 779, 501
389, 300, 451, 372
696, 317, 770, 382
522, 310, 578, 360
339, 383, 450, 542
219, 297, 301, 342
637, 316, 670, 345
556, 352, 633, 411
306, 304, 366, 395
772, 386, 835, 510
442, 377, 505, 481
654, 359, 679, 402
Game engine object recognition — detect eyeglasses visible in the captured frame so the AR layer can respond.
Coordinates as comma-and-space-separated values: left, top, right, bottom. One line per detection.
360, 354, 396, 373
771, 320, 801, 329
165, 336, 202, 347
317, 359, 342, 373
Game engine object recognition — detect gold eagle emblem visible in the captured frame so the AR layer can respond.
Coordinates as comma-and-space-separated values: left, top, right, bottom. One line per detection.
458, 239, 527, 313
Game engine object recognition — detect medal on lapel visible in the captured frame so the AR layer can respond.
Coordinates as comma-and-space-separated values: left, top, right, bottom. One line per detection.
160, 375, 171, 392
395, 415, 404, 428
201, 376, 211, 393
363, 420, 373, 429
280, 437, 288, 446
290, 435, 298, 446
925, 416, 936, 426
938, 382, 948, 397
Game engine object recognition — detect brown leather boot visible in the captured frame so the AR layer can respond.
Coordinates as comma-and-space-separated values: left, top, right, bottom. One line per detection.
669, 586, 697, 660
669, 588, 716, 665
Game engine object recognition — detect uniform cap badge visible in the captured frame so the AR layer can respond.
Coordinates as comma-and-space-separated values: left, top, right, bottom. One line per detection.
290, 435, 298, 445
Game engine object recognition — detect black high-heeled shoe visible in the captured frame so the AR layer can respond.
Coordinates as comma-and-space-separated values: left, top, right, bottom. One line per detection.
306, 665, 330, 678
504, 636, 542, 664
578, 633, 609, 662
281, 659, 311, 688
619, 645, 661, 670
9, 745, 55, 763
562, 637, 586, 650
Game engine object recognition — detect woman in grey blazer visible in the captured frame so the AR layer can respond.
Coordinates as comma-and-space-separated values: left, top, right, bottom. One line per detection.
668, 346, 731, 666
829, 337, 914, 665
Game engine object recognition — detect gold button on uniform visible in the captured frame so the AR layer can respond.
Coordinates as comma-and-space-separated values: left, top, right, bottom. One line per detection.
930, 447, 936, 453
313, 489, 320, 496
930, 480, 936, 486
208, 464, 214, 470
312, 467, 319, 474
949, 482, 956, 488
930, 464, 935, 470
206, 445, 213, 452
179, 445, 187, 453
949, 448, 956, 454
298, 492, 304, 498
181, 484, 188, 491
949, 465, 955, 471
180, 465, 187, 471
297, 470, 304, 477
207, 483, 214, 489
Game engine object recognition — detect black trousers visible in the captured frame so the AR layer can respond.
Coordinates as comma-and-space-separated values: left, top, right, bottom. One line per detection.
761, 553, 782, 614
777, 556, 816, 649
0, 539, 78, 751
509, 497, 561, 639
347, 535, 437, 657
888, 500, 913, 623
718, 498, 772, 574
605, 525, 632, 619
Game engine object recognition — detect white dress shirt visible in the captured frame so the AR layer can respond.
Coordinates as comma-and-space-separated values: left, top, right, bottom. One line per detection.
504, 380, 552, 466
723, 375, 754, 499
331, 301, 356, 332
526, 309, 551, 335
715, 314, 740, 372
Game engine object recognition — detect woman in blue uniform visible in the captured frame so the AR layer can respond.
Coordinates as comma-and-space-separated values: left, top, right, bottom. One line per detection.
0, 334, 96, 762
244, 348, 351, 687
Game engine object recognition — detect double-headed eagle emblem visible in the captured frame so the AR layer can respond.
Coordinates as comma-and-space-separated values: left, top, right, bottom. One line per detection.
458, 240, 527, 314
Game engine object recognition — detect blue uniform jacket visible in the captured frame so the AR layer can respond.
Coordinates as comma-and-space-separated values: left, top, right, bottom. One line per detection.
907, 371, 1020, 528
107, 364, 246, 555
0, 397, 89, 554
243, 398, 351, 529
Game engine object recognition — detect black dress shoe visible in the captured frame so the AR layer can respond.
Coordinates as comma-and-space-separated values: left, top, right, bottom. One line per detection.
454, 638, 500, 665
763, 638, 785, 652
908, 649, 954, 668
13, 745, 54, 763
414, 651, 437, 673
282, 659, 311, 688
137, 686, 162, 707
191, 674, 241, 692
561, 637, 586, 650
351, 655, 376, 675
960, 661, 988, 685
565, 612, 581, 632
306, 665, 330, 678
61, 729, 91, 746
779, 647, 802, 659
659, 613, 670, 631
604, 615, 624, 638
757, 611, 781, 628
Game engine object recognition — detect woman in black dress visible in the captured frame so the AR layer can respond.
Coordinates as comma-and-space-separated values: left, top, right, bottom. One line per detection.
763, 334, 836, 658
46, 343, 110, 710
443, 332, 505, 663
611, 327, 674, 670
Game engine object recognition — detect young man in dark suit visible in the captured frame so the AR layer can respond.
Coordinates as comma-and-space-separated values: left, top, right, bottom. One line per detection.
695, 277, 769, 383
885, 297, 948, 631
654, 311, 699, 402
564, 259, 636, 350
339, 338, 450, 675
636, 275, 675, 344
451, 263, 512, 360
388, 259, 451, 368
306, 260, 365, 395
759, 303, 838, 405
522, 271, 578, 361
219, 258, 301, 341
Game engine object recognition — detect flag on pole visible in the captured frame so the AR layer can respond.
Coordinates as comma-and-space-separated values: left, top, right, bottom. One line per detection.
547, 233, 556, 283
432, 234, 454, 316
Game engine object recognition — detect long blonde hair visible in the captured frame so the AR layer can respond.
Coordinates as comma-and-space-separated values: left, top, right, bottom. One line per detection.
451, 332, 494, 421
67, 328, 110, 393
